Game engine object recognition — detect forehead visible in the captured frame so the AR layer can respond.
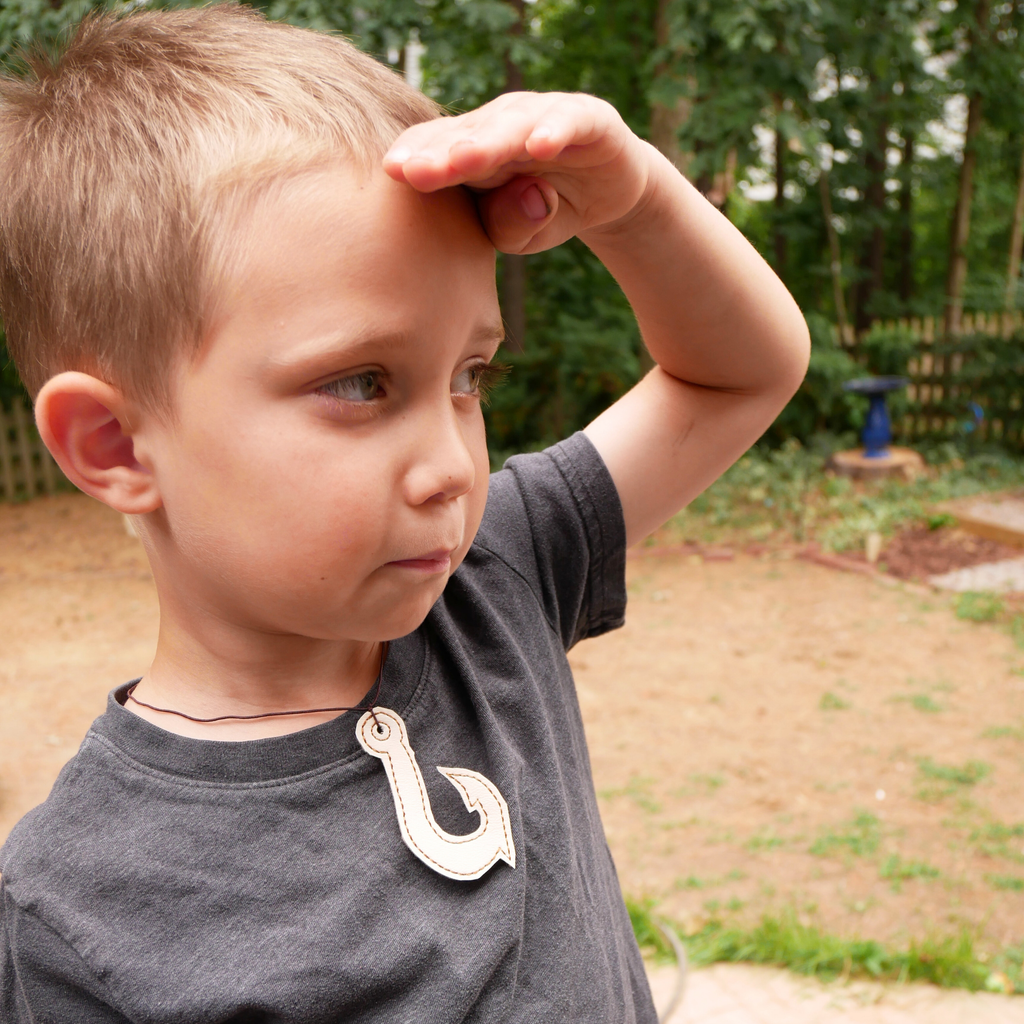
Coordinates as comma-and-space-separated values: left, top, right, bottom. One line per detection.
201, 165, 499, 373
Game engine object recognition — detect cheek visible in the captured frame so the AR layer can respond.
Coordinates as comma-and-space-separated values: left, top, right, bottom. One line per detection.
457, 419, 492, 558
160, 416, 390, 578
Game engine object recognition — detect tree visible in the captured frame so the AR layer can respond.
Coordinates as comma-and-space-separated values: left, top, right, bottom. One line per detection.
816, 0, 938, 329
937, 0, 1024, 333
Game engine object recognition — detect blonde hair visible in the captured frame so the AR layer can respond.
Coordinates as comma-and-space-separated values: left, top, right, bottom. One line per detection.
0, 3, 441, 408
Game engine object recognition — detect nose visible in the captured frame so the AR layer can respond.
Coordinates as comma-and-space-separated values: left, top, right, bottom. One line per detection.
401, 400, 477, 507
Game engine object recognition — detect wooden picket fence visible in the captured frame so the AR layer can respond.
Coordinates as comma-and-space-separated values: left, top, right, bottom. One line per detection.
0, 398, 65, 501
835, 311, 1024, 448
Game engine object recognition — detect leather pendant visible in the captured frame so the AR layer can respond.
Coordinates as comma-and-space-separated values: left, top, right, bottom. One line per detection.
357, 708, 516, 881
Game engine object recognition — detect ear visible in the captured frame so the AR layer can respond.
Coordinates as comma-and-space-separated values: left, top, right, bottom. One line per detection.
34, 372, 162, 514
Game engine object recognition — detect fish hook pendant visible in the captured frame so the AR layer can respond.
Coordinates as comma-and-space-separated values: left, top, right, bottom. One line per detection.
356, 708, 516, 882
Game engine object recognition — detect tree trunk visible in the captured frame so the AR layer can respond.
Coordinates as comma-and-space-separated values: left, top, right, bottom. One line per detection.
819, 169, 850, 342
854, 120, 888, 333
499, 0, 527, 352
649, 0, 693, 175
774, 125, 787, 283
898, 134, 914, 305
1005, 145, 1024, 313
944, 92, 983, 336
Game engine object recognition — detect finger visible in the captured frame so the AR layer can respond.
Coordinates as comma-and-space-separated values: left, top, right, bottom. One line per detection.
475, 176, 562, 254
392, 112, 544, 192
522, 99, 607, 162
383, 95, 578, 191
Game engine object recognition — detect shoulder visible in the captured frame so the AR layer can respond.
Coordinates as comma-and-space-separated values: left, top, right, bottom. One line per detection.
475, 431, 624, 563
454, 432, 627, 649
0, 732, 121, 916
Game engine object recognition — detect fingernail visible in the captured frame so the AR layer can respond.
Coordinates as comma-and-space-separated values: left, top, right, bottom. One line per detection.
531, 126, 553, 140
387, 146, 412, 163
520, 184, 549, 221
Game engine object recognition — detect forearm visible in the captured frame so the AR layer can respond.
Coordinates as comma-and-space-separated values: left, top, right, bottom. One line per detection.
579, 144, 810, 399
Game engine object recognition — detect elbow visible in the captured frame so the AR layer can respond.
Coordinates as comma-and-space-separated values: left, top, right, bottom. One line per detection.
774, 307, 812, 402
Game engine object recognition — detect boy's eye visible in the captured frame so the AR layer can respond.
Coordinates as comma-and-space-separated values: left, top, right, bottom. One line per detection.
318, 371, 382, 402
452, 362, 510, 402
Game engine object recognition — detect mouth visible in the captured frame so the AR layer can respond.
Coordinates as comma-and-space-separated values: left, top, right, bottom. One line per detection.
386, 549, 454, 574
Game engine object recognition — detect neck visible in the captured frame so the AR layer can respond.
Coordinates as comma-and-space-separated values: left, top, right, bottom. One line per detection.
129, 606, 383, 741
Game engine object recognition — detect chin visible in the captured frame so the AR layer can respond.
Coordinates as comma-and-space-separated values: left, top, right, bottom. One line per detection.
335, 583, 447, 643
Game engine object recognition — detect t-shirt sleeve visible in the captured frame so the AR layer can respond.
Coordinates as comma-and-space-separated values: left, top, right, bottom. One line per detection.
474, 431, 627, 650
1, 880, 131, 1024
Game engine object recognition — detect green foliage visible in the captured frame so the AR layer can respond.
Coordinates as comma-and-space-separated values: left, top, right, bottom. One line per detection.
982, 723, 1024, 741
918, 758, 991, 786
671, 437, 1024, 550
986, 874, 1024, 891
628, 900, 1013, 992
625, 896, 675, 962
485, 242, 642, 465
818, 692, 850, 711
810, 810, 881, 858
969, 821, 1024, 863
956, 592, 1004, 623
598, 774, 662, 814
766, 314, 861, 444
909, 694, 943, 713
4, 0, 1024, 461
879, 854, 940, 892
0, 329, 28, 412
682, 911, 1004, 991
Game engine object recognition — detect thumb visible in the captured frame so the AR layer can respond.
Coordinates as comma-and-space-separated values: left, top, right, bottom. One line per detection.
475, 176, 559, 254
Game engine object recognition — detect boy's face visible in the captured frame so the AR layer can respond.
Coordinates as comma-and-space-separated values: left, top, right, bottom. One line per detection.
141, 165, 502, 643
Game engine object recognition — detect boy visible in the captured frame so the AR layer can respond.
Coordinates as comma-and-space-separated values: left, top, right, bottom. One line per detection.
0, 4, 808, 1021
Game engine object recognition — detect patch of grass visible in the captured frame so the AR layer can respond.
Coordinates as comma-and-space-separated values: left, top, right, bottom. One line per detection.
955, 591, 1004, 623
625, 897, 674, 963
674, 874, 707, 890
636, 887, 1024, 991
673, 773, 726, 798
892, 693, 945, 713
819, 691, 850, 711
598, 774, 662, 814
1011, 616, 1024, 650
810, 810, 881, 859
679, 910, 1015, 992
970, 822, 1024, 863
982, 724, 1024, 740
689, 772, 725, 791
745, 831, 789, 853
918, 758, 991, 786
673, 868, 747, 892
927, 512, 958, 530
916, 758, 991, 801
986, 874, 1024, 891
879, 854, 940, 892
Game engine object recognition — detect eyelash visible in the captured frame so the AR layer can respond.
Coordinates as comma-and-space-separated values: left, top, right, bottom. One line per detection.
316, 362, 510, 406
456, 362, 510, 405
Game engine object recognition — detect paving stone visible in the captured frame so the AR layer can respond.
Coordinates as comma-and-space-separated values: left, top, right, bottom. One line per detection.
646, 963, 1024, 1024
928, 555, 1024, 592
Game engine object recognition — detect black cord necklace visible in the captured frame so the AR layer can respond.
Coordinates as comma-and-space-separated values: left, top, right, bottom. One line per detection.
125, 642, 389, 725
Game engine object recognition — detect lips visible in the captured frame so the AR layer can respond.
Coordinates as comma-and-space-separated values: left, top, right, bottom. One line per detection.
387, 549, 454, 573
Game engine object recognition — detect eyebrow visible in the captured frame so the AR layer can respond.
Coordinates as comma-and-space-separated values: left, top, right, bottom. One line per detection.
267, 320, 507, 374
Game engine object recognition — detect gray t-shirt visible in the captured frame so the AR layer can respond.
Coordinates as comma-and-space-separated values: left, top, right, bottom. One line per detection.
1, 433, 656, 1024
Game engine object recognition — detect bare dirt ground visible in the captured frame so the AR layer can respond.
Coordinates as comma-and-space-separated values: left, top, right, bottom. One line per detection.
581, 549, 1024, 955
0, 494, 157, 840
2, 493, 1024, 962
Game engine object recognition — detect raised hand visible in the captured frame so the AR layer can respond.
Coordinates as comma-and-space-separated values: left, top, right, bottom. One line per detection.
382, 92, 652, 256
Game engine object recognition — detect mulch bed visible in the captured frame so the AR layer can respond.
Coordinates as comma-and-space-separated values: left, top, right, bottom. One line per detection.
877, 527, 1022, 581
795, 528, 1023, 588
